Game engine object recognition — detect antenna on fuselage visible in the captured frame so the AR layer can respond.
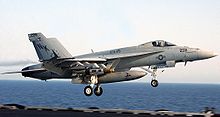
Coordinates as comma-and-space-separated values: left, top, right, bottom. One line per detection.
91, 49, 94, 53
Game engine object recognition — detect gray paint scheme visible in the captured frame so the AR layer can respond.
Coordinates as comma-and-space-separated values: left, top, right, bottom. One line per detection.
3, 33, 217, 96
6, 33, 217, 81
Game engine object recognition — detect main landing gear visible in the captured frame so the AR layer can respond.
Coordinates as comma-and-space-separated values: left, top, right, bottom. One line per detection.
84, 85, 103, 96
151, 69, 159, 87
83, 75, 103, 96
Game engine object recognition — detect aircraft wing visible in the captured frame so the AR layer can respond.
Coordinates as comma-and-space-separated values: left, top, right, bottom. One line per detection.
51, 51, 162, 68
41, 50, 163, 75
51, 57, 106, 68
41, 56, 108, 75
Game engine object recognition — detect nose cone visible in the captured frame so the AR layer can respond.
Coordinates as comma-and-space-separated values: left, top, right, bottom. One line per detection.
197, 50, 218, 60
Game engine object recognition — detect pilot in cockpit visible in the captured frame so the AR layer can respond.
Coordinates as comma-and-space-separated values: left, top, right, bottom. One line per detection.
152, 40, 176, 47
152, 41, 157, 46
139, 40, 176, 47
152, 40, 165, 47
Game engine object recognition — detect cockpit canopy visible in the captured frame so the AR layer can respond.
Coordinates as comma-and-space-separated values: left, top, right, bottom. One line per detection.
139, 40, 176, 47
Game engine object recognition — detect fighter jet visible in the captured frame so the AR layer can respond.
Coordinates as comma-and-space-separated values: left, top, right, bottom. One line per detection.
3, 33, 217, 96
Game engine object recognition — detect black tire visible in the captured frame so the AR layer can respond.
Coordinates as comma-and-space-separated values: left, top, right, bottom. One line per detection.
84, 86, 93, 96
151, 80, 159, 87
94, 86, 103, 96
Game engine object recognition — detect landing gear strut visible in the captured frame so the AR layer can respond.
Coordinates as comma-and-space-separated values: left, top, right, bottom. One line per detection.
151, 69, 159, 87
141, 67, 160, 88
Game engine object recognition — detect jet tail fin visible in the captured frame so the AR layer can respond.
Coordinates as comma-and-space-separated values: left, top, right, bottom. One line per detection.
28, 33, 72, 61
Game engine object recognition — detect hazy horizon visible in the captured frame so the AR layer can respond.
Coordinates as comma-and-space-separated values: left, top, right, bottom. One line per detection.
0, 0, 219, 83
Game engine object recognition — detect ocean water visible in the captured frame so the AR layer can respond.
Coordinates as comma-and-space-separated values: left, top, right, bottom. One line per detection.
0, 80, 219, 113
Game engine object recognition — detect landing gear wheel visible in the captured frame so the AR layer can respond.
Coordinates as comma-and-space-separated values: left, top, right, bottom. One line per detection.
84, 86, 93, 96
151, 79, 159, 87
94, 86, 103, 96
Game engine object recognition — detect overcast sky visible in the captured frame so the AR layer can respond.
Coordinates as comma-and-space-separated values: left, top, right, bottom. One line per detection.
0, 0, 219, 83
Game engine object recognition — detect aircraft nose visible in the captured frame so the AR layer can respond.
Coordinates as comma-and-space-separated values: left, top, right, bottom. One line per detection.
197, 50, 218, 60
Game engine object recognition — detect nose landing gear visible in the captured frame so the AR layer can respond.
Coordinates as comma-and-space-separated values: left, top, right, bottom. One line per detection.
151, 79, 159, 87
151, 69, 159, 87
141, 67, 161, 88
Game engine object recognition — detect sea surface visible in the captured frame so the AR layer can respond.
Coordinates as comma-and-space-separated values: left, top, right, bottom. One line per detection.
0, 80, 219, 113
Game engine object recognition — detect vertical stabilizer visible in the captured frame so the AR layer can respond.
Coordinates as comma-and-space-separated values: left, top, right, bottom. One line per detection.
28, 33, 72, 61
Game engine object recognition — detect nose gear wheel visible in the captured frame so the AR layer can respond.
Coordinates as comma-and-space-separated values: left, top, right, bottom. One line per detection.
151, 79, 159, 87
